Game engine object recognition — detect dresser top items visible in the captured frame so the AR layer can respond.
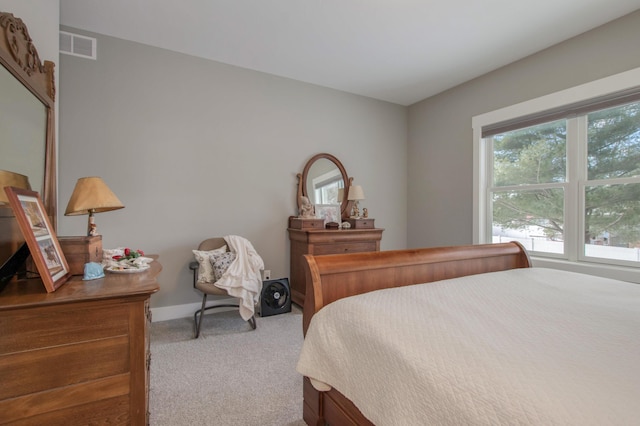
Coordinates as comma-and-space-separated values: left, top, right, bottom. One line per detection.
293, 152, 378, 230
0, 259, 161, 310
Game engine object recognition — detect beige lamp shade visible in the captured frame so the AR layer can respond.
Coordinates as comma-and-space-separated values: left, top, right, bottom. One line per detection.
65, 177, 124, 236
65, 177, 124, 216
347, 185, 365, 201
0, 170, 32, 204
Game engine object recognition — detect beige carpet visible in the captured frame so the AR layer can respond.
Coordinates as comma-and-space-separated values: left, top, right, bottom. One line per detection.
149, 305, 305, 425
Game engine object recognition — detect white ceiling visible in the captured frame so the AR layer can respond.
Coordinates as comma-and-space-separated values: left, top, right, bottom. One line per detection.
60, 0, 640, 106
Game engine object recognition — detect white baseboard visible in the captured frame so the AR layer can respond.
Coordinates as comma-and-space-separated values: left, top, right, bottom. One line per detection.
150, 300, 238, 322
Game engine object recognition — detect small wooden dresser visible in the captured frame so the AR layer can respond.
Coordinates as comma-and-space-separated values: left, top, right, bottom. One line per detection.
0, 260, 161, 425
288, 228, 383, 306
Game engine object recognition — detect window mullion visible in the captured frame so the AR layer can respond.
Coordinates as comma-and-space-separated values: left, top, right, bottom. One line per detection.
484, 137, 494, 243
576, 116, 589, 263
565, 117, 583, 261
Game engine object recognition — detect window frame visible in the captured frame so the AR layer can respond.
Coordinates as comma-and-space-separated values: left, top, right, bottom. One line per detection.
473, 66, 640, 283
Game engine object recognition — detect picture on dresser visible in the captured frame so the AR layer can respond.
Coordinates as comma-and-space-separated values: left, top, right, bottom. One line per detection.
3, 187, 71, 292
315, 204, 341, 225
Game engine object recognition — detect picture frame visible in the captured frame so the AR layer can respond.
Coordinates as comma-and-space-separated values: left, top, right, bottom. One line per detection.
3, 187, 71, 292
315, 204, 341, 225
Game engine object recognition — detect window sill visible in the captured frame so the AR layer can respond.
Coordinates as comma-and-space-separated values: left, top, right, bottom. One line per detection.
531, 256, 640, 284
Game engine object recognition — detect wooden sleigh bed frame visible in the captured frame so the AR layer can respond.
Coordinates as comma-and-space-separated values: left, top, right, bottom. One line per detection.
300, 241, 531, 426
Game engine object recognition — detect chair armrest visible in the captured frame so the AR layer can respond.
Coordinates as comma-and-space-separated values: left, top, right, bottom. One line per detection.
189, 261, 199, 288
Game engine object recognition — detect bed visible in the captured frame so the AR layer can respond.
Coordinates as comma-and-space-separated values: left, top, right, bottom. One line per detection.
296, 242, 640, 425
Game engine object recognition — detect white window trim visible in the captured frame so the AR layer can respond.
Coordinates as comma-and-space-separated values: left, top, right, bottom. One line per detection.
472, 66, 640, 283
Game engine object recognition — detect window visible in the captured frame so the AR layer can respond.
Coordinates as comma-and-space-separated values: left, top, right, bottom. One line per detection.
312, 169, 344, 205
491, 119, 567, 255
584, 102, 640, 262
473, 67, 640, 274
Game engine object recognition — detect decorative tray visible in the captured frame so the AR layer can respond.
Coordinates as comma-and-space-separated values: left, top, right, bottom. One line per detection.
105, 264, 151, 274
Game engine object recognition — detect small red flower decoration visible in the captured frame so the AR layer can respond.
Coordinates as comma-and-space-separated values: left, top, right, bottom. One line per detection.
114, 248, 144, 262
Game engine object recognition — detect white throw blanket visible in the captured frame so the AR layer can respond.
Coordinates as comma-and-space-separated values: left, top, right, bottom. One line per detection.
214, 235, 264, 320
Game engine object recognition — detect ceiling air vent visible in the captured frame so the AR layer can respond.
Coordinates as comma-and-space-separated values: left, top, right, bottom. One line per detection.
60, 31, 96, 60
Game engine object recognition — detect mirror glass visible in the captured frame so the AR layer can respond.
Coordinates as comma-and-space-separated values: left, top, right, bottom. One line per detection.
305, 158, 344, 205
0, 65, 46, 194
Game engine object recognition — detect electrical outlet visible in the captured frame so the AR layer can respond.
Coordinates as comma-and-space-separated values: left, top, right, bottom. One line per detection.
263, 270, 271, 281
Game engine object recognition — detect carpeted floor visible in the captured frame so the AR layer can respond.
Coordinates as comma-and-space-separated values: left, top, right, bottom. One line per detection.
149, 306, 306, 426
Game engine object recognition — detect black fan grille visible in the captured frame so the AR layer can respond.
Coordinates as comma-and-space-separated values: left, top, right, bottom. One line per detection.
264, 282, 289, 309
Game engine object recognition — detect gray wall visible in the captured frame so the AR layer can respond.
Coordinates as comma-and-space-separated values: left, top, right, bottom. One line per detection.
57, 28, 408, 309
407, 10, 640, 249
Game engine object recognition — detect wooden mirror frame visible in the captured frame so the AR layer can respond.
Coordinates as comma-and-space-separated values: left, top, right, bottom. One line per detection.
0, 12, 57, 226
297, 153, 353, 221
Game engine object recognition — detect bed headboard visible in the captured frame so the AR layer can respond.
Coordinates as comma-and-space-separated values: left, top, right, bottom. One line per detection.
302, 241, 531, 334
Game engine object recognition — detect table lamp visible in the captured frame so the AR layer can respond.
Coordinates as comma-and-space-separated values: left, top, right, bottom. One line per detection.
347, 185, 365, 218
64, 177, 124, 236
0, 170, 31, 204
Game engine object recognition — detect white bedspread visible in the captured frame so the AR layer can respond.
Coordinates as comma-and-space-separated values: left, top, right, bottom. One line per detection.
296, 268, 640, 425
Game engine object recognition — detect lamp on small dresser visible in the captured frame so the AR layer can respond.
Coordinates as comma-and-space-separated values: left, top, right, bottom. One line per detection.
347, 185, 365, 218
346, 185, 375, 229
64, 176, 124, 237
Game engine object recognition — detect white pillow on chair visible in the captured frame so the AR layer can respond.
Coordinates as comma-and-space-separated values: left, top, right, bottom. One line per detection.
193, 245, 227, 283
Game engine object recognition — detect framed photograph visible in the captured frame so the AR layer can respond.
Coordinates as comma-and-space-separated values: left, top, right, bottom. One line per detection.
315, 204, 341, 225
3, 187, 71, 292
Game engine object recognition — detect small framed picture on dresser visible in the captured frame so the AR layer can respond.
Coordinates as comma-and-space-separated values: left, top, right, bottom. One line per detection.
315, 204, 341, 225
3, 187, 71, 292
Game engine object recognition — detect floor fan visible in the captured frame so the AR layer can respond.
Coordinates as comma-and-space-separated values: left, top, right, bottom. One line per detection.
260, 278, 292, 317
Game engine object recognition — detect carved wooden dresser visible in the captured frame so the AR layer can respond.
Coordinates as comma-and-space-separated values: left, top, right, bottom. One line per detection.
0, 260, 161, 424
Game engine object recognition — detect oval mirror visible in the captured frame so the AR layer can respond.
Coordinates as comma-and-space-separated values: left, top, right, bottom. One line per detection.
297, 153, 351, 220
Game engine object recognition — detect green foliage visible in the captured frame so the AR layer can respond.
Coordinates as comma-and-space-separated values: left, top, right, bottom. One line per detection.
493, 120, 566, 186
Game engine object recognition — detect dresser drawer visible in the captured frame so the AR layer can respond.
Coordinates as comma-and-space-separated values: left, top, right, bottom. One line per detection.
314, 241, 377, 255
0, 303, 130, 353
346, 218, 375, 229
0, 335, 129, 400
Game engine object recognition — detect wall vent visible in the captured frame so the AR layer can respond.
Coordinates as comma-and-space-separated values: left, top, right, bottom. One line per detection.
60, 31, 97, 60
